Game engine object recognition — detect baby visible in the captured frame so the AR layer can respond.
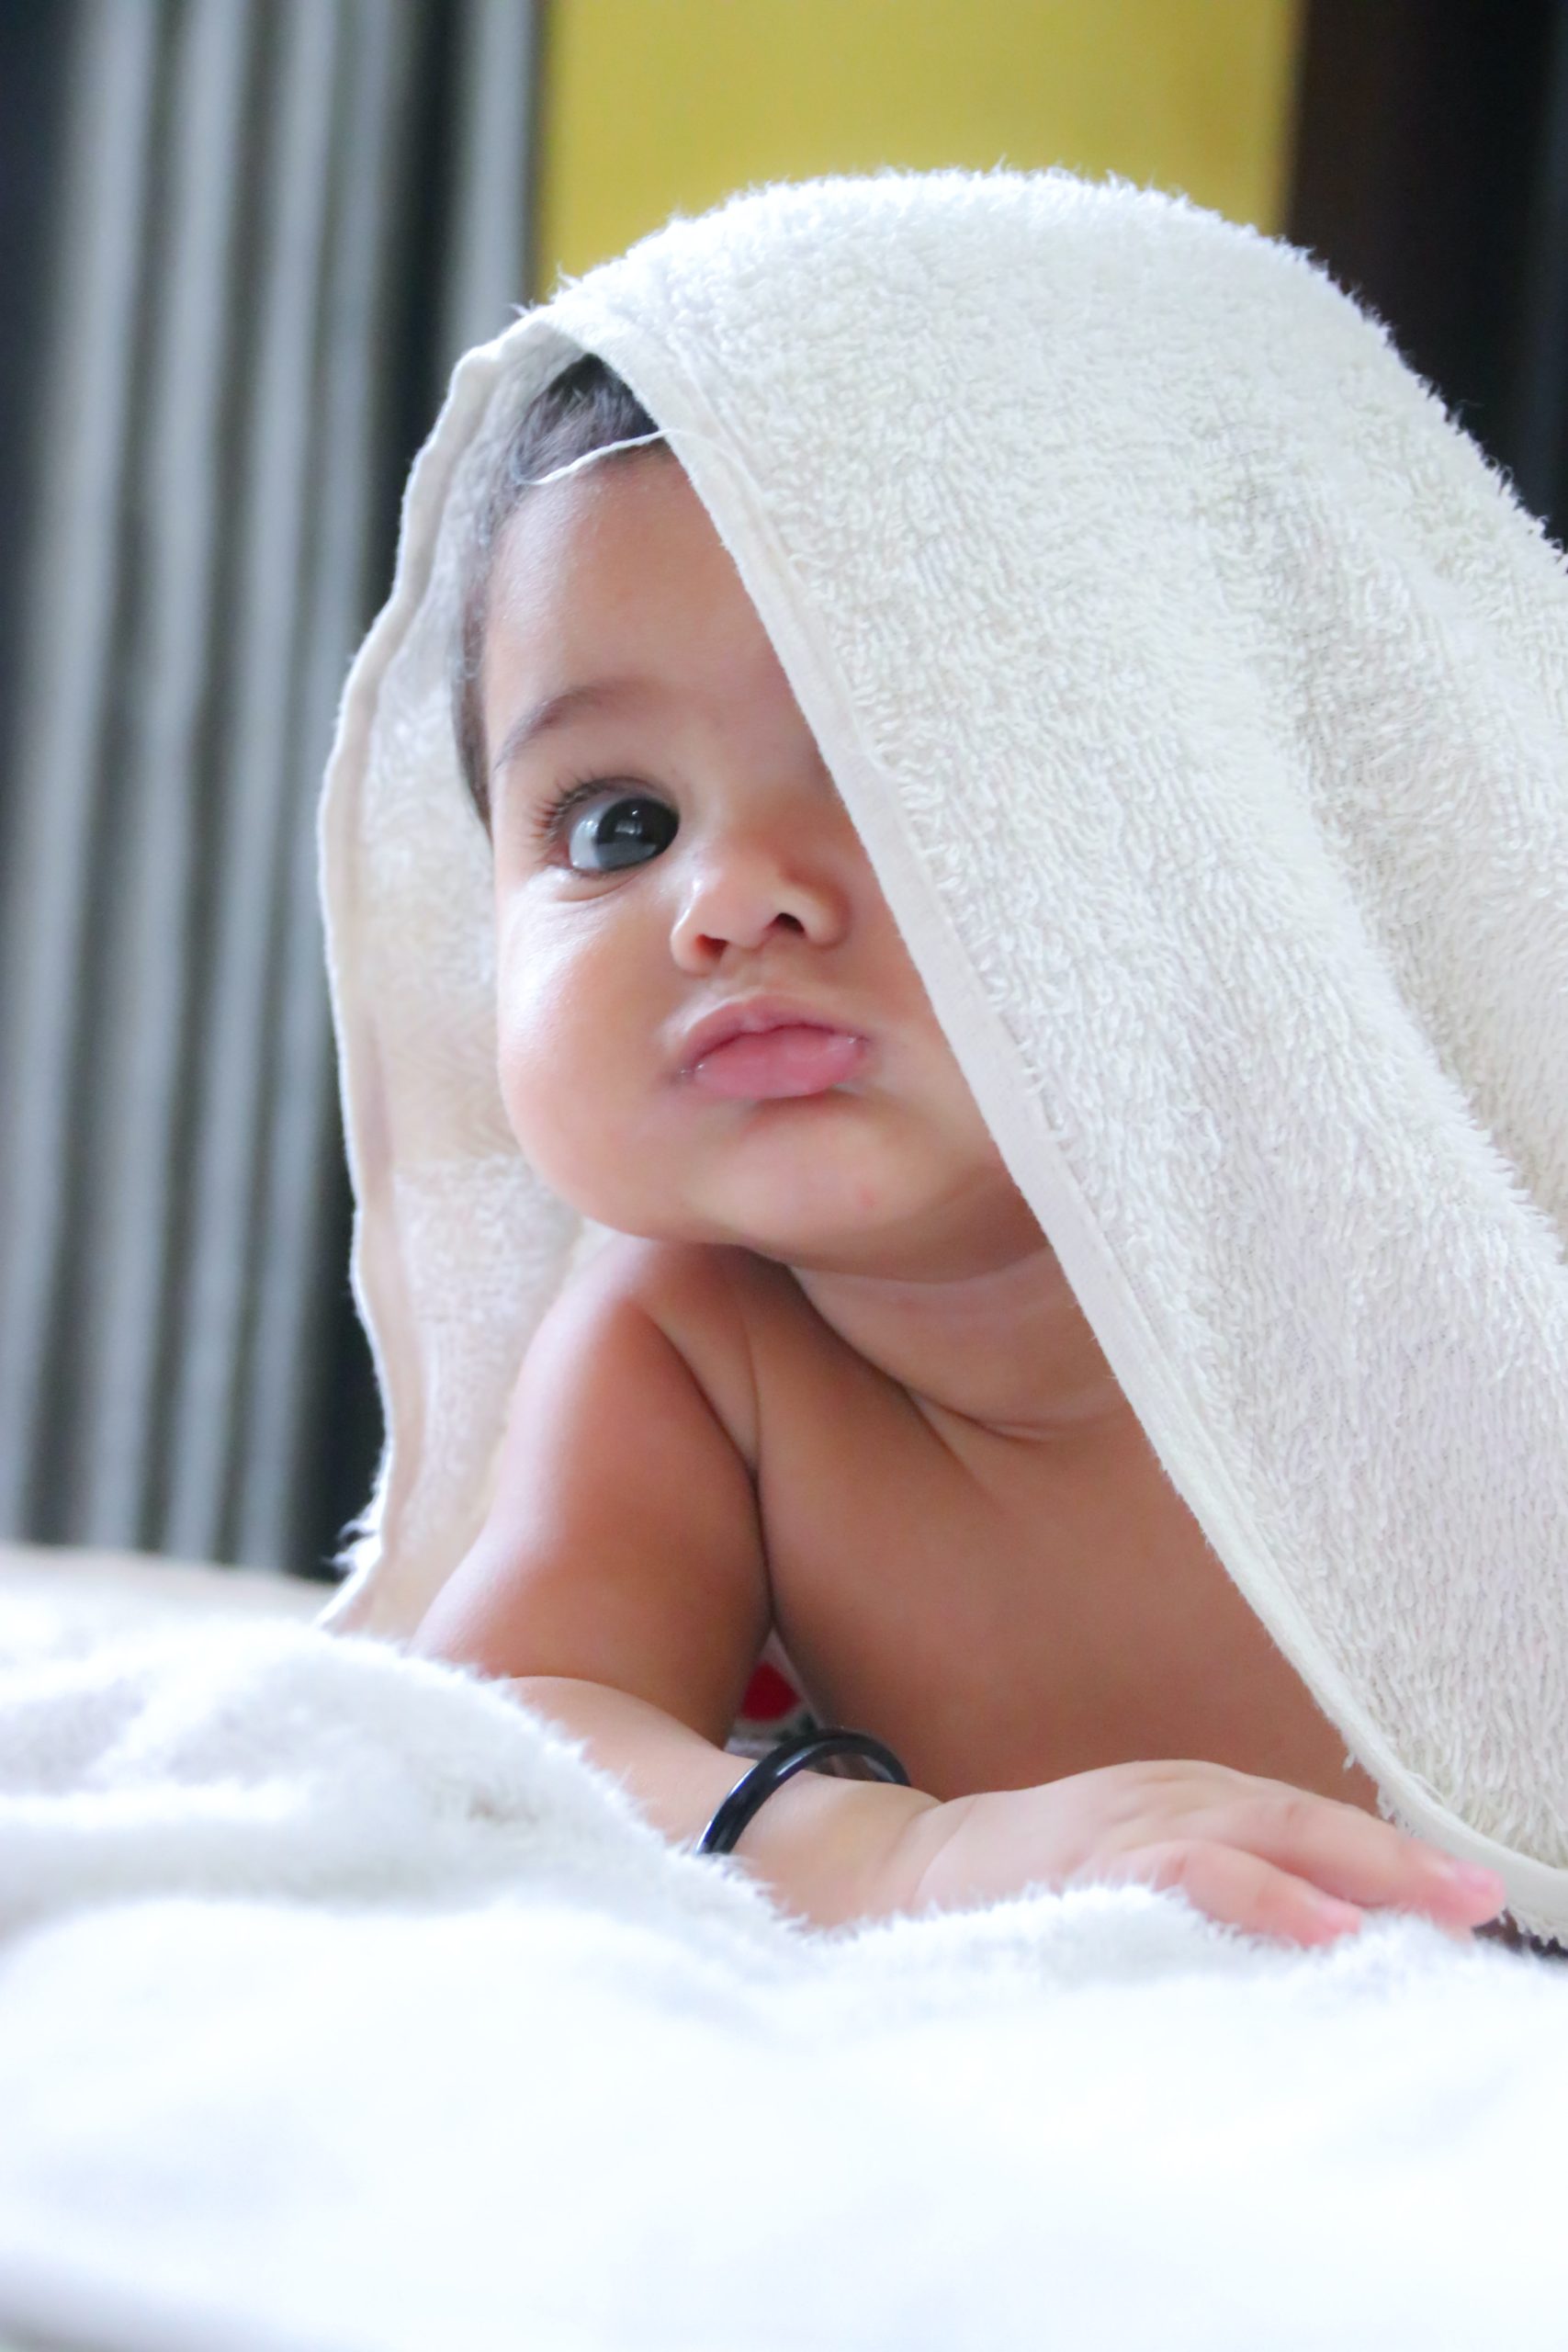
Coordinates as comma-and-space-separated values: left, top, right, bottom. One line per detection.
411, 353, 1509, 1951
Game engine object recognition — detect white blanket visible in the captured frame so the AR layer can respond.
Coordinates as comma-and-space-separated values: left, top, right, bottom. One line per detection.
0, 1612, 1564, 2352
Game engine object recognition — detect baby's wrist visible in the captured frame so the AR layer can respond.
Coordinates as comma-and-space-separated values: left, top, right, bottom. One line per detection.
729, 1768, 942, 1929
875, 1789, 976, 1919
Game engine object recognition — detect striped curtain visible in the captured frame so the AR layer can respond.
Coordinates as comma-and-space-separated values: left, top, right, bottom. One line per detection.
1503, 3, 1568, 528
0, 0, 541, 1575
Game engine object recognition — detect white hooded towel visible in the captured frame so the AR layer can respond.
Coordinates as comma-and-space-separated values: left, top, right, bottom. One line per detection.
314, 167, 1568, 1943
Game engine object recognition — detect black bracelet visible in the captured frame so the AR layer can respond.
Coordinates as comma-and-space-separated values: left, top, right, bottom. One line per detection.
697, 1726, 911, 1857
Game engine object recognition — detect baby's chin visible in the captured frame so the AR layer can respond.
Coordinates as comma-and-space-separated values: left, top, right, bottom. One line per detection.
583, 1168, 1027, 1283
514, 1092, 1028, 1272
566, 1200, 898, 1270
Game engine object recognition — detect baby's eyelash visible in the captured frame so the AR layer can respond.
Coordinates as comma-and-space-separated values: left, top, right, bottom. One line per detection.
529, 773, 612, 848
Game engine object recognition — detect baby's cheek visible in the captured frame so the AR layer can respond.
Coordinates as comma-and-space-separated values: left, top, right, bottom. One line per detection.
493, 989, 634, 1223
498, 1009, 575, 1164
939, 1039, 1023, 1160
495, 962, 575, 1151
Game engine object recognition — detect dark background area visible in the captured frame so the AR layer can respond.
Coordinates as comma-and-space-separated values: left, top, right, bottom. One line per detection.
1286, 0, 1568, 525
0, 9, 72, 869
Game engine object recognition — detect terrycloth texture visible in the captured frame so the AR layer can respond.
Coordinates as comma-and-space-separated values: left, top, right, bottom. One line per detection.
316, 167, 1568, 1938
0, 1616, 1564, 2352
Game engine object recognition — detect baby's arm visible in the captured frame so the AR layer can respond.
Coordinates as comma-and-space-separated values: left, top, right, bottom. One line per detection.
409, 1241, 940, 1929
412, 1240, 1506, 1946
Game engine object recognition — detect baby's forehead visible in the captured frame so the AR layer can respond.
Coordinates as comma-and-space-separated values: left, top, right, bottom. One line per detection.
505, 438, 690, 526
487, 450, 705, 607
486, 455, 772, 668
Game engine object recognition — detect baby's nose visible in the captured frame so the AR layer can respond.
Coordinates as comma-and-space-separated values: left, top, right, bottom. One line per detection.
669, 842, 849, 963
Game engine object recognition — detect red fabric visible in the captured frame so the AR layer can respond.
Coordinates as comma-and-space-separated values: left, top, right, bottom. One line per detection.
739, 1660, 801, 1722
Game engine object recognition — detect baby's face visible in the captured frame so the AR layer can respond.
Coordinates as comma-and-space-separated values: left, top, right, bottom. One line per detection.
481, 450, 1024, 1276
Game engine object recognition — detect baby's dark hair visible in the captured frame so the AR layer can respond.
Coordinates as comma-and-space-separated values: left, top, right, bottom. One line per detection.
452, 352, 661, 830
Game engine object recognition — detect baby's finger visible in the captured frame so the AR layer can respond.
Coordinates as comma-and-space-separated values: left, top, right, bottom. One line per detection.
1088, 1837, 1365, 1949
1201, 1792, 1506, 1925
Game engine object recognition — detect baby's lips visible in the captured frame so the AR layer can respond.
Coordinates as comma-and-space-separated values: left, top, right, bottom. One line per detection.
687, 1025, 867, 1100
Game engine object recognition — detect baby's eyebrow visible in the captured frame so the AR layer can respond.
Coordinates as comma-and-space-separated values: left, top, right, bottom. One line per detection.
490, 676, 659, 780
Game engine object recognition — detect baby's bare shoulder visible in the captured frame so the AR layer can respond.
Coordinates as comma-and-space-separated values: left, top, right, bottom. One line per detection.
575, 1234, 792, 1470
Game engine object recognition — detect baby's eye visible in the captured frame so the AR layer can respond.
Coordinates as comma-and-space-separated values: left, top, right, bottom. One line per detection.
545, 783, 678, 875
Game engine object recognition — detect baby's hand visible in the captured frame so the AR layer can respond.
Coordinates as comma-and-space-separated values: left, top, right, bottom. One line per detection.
895, 1761, 1508, 1948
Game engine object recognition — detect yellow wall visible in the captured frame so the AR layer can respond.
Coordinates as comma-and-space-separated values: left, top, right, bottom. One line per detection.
534, 0, 1304, 296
